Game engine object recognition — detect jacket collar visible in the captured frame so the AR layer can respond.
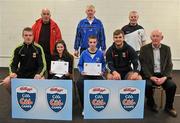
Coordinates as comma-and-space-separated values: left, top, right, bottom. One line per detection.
36, 18, 56, 28
23, 42, 33, 47
84, 17, 98, 24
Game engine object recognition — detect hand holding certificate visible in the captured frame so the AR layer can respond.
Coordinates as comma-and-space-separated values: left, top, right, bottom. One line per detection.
51, 61, 69, 74
84, 63, 102, 76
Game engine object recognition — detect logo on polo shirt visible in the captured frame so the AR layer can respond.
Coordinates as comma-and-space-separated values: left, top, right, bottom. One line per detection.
46, 87, 67, 112
119, 87, 140, 112
89, 87, 110, 112
32, 53, 36, 58
122, 52, 126, 58
96, 57, 100, 62
16, 86, 37, 111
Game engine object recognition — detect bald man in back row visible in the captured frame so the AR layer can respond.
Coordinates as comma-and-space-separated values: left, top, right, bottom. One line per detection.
140, 30, 177, 117
32, 8, 62, 79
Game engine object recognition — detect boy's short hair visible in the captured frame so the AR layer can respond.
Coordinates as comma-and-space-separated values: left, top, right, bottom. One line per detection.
113, 29, 124, 37
22, 27, 33, 35
88, 35, 97, 41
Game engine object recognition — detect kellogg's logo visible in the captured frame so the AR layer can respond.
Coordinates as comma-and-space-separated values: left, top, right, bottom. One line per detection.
89, 87, 110, 112
119, 87, 140, 112
16, 86, 37, 111
46, 87, 67, 112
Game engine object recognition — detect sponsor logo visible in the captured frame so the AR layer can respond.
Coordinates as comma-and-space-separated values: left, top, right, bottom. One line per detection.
89, 87, 110, 112
16, 86, 36, 111
96, 57, 100, 62
46, 87, 67, 112
122, 52, 126, 58
32, 53, 36, 58
120, 87, 140, 112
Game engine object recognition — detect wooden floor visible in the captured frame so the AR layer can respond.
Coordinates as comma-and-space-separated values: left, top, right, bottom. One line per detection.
0, 68, 179, 123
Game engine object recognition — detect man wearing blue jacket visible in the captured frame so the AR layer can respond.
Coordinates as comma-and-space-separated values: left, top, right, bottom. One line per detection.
74, 5, 106, 57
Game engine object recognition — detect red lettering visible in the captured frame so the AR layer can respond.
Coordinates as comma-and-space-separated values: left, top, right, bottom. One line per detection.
123, 88, 136, 92
50, 88, 63, 92
92, 88, 105, 92
20, 87, 32, 91
20, 98, 33, 105
92, 99, 106, 106
50, 99, 63, 106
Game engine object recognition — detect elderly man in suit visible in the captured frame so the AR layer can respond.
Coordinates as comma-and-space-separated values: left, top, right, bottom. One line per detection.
140, 29, 177, 117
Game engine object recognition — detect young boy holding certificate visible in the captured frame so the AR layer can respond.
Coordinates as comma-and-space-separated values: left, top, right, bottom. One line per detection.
76, 35, 106, 109
51, 40, 74, 79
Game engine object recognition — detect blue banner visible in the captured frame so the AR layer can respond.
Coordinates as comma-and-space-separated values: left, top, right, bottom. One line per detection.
84, 80, 145, 119
11, 79, 72, 121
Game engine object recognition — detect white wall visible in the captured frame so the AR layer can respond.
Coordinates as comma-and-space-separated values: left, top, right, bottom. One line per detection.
0, 0, 180, 69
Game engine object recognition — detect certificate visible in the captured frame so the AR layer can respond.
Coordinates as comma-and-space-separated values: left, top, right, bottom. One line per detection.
51, 61, 69, 74
84, 63, 102, 76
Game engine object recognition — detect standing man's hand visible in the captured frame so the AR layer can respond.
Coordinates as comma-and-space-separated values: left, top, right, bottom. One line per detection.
74, 50, 79, 57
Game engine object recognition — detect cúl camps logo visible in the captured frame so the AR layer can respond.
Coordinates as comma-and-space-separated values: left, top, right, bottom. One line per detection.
46, 87, 67, 112
119, 87, 140, 112
89, 87, 110, 112
16, 86, 37, 111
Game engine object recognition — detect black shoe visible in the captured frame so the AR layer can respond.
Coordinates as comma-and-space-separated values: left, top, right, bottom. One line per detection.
147, 104, 159, 113
164, 108, 177, 117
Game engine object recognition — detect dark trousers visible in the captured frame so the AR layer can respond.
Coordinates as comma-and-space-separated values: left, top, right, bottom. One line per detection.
146, 77, 176, 109
76, 75, 104, 108
45, 53, 52, 79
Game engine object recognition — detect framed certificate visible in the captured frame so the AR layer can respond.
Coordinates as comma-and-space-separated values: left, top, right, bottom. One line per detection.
51, 61, 69, 74
84, 63, 102, 76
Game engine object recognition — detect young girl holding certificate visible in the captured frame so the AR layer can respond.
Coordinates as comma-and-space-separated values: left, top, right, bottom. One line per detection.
51, 41, 74, 79
76, 35, 106, 110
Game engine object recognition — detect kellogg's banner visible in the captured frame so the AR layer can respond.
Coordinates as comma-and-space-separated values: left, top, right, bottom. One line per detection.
84, 80, 145, 119
11, 79, 72, 120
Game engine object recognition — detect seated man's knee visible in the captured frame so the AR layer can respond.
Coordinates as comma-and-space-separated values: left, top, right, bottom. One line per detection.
166, 79, 177, 89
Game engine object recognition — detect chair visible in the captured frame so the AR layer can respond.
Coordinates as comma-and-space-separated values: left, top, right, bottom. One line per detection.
152, 85, 164, 109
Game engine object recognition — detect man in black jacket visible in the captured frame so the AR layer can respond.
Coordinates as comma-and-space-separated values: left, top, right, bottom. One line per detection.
140, 29, 177, 117
2, 27, 46, 91
106, 29, 141, 80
